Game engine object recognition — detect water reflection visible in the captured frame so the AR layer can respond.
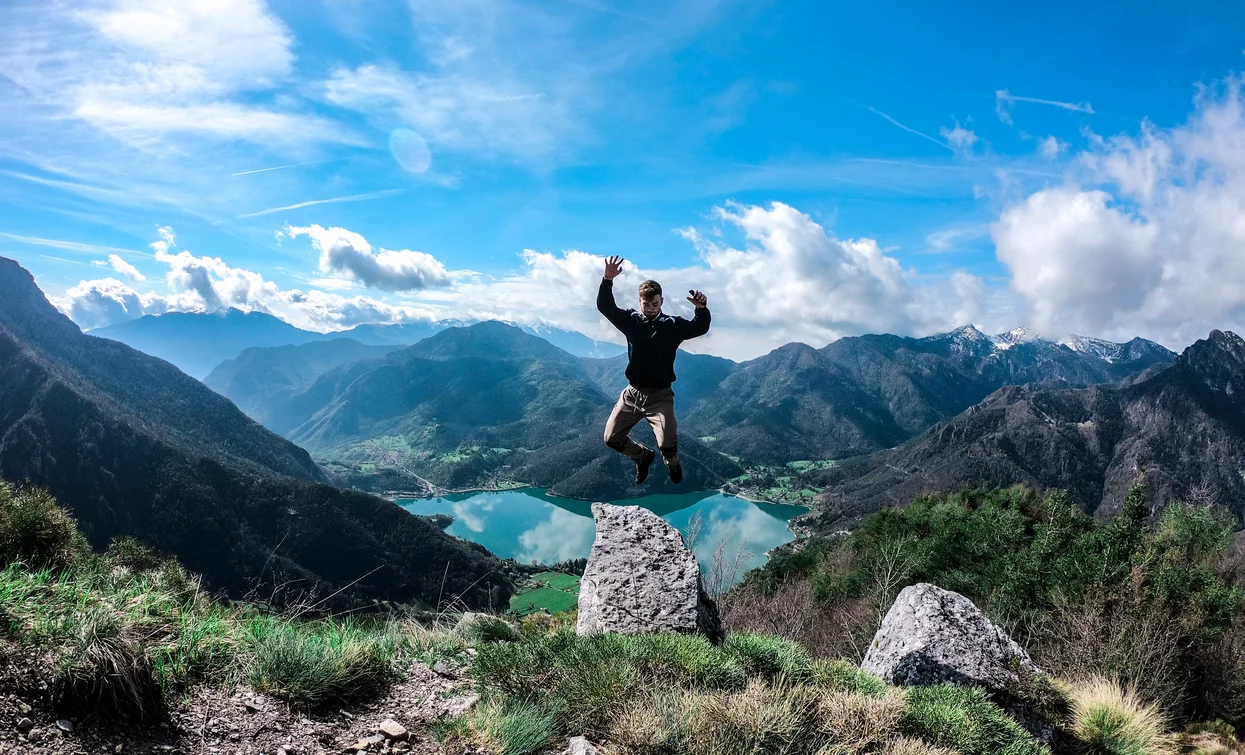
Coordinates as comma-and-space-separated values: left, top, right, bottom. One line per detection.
399, 488, 805, 587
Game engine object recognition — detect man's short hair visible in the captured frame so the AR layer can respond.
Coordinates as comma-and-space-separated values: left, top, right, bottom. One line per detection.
638, 280, 662, 299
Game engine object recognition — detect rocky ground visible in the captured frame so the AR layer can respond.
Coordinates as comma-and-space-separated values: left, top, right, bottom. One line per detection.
0, 649, 482, 755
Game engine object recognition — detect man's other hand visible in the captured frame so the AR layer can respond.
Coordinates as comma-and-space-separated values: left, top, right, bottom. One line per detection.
688, 290, 707, 309
604, 255, 624, 280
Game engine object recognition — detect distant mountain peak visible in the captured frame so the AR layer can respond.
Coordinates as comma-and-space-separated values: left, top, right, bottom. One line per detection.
990, 326, 1044, 350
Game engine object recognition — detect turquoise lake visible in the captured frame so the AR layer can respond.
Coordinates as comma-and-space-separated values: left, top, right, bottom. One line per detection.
398, 489, 806, 585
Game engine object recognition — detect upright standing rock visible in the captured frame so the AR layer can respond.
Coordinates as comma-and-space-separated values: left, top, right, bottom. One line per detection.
861, 582, 1040, 690
576, 503, 724, 643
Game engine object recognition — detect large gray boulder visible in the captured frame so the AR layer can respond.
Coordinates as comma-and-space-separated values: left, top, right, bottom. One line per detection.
576, 503, 724, 642
862, 583, 1040, 691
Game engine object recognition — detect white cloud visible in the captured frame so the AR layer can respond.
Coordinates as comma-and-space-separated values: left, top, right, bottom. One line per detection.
996, 89, 1094, 126
55, 277, 178, 330
102, 254, 145, 282
940, 121, 978, 152
56, 226, 440, 331
991, 77, 1245, 345
1038, 135, 1066, 159
1, 0, 355, 150
285, 224, 452, 291
322, 63, 574, 163
442, 202, 983, 359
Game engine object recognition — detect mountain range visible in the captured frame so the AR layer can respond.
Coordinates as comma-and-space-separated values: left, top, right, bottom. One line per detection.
199, 315, 1182, 504
91, 310, 623, 379
680, 325, 1174, 464
801, 329, 1245, 530
241, 322, 743, 499
0, 257, 508, 610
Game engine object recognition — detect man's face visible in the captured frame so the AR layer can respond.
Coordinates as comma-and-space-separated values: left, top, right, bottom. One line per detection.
639, 294, 663, 318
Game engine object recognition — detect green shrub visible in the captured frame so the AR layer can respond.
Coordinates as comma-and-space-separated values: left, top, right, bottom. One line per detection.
105, 537, 166, 571
901, 685, 1050, 755
0, 481, 86, 570
723, 632, 815, 681
245, 616, 405, 708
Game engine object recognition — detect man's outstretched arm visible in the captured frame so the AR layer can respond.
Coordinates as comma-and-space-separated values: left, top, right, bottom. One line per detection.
680, 289, 711, 339
597, 255, 633, 334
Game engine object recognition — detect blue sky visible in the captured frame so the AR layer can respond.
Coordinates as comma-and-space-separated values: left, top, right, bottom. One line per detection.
3, 0, 1245, 359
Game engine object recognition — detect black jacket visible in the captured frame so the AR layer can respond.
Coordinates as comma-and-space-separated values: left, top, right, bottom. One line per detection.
596, 278, 711, 390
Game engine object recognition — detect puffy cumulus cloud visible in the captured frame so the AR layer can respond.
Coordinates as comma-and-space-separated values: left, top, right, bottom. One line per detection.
57, 227, 439, 331
992, 77, 1245, 345
285, 224, 452, 291
54, 278, 179, 330
441, 203, 983, 360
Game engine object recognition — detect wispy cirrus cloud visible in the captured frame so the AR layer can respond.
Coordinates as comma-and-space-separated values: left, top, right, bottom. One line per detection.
995, 89, 1094, 126
237, 190, 404, 219
0, 231, 144, 257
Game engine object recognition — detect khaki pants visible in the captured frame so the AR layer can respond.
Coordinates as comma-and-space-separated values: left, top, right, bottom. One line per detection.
603, 386, 679, 466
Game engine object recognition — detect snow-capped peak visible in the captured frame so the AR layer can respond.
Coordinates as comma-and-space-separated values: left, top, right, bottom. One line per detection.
989, 326, 1045, 350
1059, 334, 1124, 363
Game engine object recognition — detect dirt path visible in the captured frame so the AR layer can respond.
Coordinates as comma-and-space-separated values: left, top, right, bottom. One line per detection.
0, 651, 480, 755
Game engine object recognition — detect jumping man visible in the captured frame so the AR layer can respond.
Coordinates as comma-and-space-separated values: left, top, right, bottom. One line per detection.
597, 254, 710, 484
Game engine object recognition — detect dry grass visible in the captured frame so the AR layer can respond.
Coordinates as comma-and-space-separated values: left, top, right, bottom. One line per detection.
876, 736, 959, 755
816, 689, 906, 753
1068, 677, 1175, 755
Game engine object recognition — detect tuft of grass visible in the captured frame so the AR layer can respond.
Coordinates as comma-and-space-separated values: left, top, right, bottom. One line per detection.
53, 610, 162, 718
442, 697, 560, 755
723, 631, 815, 681
245, 615, 406, 709
455, 613, 523, 644
880, 736, 961, 755
0, 481, 86, 570
1068, 677, 1175, 755
684, 680, 821, 754
811, 658, 887, 696
901, 685, 1050, 755
817, 688, 906, 752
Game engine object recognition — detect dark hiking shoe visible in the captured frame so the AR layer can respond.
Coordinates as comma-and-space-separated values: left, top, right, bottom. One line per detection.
634, 449, 656, 485
669, 462, 683, 484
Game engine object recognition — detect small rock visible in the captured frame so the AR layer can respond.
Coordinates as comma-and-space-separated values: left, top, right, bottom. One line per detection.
56, 719, 74, 733
17, 702, 31, 715
242, 699, 262, 713
348, 734, 385, 751
114, 745, 124, 753
443, 693, 479, 717
377, 720, 408, 741
15, 718, 32, 732
563, 736, 599, 755
392, 743, 411, 754
26, 728, 42, 743
432, 660, 459, 678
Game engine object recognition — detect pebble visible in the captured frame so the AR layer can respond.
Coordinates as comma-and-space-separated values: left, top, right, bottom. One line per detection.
56, 719, 74, 733
377, 720, 407, 740
14, 719, 32, 733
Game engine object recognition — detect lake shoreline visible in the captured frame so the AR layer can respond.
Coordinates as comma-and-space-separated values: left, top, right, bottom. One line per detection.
385, 479, 810, 511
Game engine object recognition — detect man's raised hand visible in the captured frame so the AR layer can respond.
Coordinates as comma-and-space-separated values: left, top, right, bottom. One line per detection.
687, 290, 707, 309
603, 255, 625, 281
